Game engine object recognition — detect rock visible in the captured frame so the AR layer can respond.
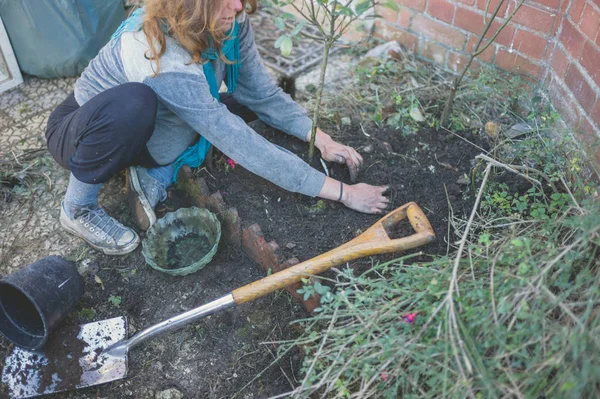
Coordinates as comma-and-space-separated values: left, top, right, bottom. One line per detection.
362, 144, 374, 153
341, 117, 351, 126
285, 242, 296, 249
77, 258, 99, 278
447, 184, 461, 196
443, 134, 455, 143
155, 388, 184, 399
381, 141, 393, 153
457, 174, 470, 185
504, 122, 533, 138
485, 121, 500, 138
364, 41, 404, 60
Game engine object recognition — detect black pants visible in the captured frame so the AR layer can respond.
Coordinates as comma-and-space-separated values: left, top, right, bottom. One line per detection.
46, 82, 257, 184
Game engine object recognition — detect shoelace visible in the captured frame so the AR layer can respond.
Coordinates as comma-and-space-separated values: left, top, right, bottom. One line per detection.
142, 176, 167, 205
78, 207, 126, 243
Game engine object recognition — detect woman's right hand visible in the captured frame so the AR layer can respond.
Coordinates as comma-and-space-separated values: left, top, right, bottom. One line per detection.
341, 183, 390, 214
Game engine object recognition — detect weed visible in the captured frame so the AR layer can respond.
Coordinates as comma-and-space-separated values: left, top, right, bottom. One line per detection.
78, 308, 97, 322
16, 102, 31, 114
277, 95, 600, 397
108, 295, 122, 307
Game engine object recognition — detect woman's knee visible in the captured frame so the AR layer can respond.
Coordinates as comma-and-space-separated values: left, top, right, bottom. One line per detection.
96, 83, 158, 144
112, 83, 157, 128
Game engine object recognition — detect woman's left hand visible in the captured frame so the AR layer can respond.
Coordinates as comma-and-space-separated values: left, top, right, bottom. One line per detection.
311, 128, 363, 182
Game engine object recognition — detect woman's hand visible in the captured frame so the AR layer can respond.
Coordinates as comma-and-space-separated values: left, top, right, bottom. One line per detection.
318, 178, 389, 214
310, 128, 363, 182
342, 183, 390, 214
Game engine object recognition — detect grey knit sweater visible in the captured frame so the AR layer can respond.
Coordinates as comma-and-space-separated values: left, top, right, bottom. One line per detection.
73, 13, 325, 197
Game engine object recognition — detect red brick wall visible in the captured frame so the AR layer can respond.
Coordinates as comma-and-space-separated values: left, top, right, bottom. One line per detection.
374, 0, 600, 164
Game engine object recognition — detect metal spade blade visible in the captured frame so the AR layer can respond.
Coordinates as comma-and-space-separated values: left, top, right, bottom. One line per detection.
2, 317, 127, 398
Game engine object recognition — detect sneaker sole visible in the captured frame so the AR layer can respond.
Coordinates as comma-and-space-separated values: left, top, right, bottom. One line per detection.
60, 219, 140, 256
126, 167, 157, 231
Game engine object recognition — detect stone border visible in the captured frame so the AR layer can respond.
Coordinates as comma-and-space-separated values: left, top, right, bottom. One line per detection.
176, 166, 321, 314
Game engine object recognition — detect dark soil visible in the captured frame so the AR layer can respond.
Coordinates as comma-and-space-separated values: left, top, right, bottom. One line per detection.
0, 121, 488, 399
207, 121, 487, 264
164, 232, 212, 270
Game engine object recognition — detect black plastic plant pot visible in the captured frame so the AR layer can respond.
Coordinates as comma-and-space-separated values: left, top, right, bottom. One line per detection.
0, 256, 84, 350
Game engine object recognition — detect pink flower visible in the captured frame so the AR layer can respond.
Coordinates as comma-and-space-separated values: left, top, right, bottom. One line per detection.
381, 371, 389, 382
226, 158, 236, 169
403, 312, 418, 324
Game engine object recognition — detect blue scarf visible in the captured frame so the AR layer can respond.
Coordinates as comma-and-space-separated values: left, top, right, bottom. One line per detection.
111, 8, 240, 182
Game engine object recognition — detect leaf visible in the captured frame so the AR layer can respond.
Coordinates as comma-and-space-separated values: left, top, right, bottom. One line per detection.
108, 295, 122, 307
280, 36, 293, 57
94, 275, 103, 285
274, 35, 286, 49
355, 0, 371, 16
409, 107, 425, 122
280, 12, 296, 20
383, 0, 400, 11
290, 22, 305, 36
275, 17, 285, 30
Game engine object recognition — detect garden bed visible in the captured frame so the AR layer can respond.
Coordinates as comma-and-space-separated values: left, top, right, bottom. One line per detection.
0, 115, 489, 399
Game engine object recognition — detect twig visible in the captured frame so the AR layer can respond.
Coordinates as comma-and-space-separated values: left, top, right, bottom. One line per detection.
476, 153, 559, 191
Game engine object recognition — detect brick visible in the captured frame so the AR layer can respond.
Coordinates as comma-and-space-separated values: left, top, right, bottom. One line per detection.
412, 15, 467, 48
467, 35, 496, 62
374, 22, 419, 51
509, 3, 557, 34
559, 0, 570, 14
399, 8, 412, 28
580, 4, 600, 40
531, 0, 561, 9
560, 19, 586, 57
418, 38, 448, 64
548, 79, 580, 125
569, 0, 586, 23
397, 0, 426, 12
550, 47, 570, 78
221, 207, 241, 248
564, 64, 597, 114
427, 0, 455, 23
512, 29, 548, 60
476, 0, 508, 16
576, 117, 600, 156
454, 8, 515, 46
495, 48, 542, 77
454, 7, 485, 33
241, 225, 321, 314
593, 100, 600, 127
580, 41, 600, 87
378, 4, 399, 24
575, 117, 600, 166
447, 50, 484, 73
456, 0, 476, 6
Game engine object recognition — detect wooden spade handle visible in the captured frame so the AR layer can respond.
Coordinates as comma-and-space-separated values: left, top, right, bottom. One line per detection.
232, 202, 435, 305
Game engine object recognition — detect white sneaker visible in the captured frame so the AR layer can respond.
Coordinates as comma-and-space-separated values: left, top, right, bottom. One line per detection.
127, 166, 166, 231
60, 203, 140, 255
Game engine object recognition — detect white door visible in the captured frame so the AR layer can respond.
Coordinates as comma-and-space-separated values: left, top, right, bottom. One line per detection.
0, 15, 23, 94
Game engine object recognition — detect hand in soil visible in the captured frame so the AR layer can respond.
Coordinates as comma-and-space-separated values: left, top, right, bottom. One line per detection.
343, 183, 389, 214
313, 128, 363, 182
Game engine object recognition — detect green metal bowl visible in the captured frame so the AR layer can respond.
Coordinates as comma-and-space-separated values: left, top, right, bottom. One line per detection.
142, 207, 221, 276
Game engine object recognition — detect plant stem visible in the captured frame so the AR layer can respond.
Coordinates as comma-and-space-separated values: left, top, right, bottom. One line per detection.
440, 0, 524, 127
308, 40, 332, 162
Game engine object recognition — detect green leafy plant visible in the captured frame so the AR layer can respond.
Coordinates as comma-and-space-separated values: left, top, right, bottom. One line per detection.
441, 0, 526, 127
78, 307, 97, 322
265, 0, 398, 161
108, 294, 122, 307
274, 117, 600, 397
